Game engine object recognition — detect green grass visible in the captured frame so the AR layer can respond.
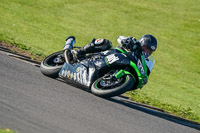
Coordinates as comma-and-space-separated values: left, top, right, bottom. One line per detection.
0, 129, 14, 133
0, 0, 200, 122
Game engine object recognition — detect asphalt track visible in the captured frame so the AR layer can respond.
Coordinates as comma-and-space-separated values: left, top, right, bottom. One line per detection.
0, 50, 199, 133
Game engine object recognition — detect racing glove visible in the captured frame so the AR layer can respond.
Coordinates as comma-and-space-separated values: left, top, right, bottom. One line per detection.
117, 36, 137, 51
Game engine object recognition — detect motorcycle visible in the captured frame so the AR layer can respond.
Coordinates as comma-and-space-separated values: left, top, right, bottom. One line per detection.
40, 38, 155, 98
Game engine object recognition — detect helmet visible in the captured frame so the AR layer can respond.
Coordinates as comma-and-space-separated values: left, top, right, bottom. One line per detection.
139, 34, 157, 52
138, 34, 157, 58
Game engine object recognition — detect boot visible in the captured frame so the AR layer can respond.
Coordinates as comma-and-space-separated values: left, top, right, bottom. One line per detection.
64, 49, 74, 64
71, 48, 86, 62
63, 36, 76, 51
70, 39, 96, 62
63, 36, 75, 64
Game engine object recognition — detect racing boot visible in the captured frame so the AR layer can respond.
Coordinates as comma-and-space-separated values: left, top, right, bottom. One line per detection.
72, 38, 112, 62
63, 36, 76, 64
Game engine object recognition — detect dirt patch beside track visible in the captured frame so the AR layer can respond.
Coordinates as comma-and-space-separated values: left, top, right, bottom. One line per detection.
0, 41, 43, 62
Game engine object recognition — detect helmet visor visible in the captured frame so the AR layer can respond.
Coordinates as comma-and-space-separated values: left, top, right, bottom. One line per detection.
142, 45, 154, 57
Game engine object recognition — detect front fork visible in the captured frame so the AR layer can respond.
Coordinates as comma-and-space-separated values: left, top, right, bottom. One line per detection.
114, 69, 135, 81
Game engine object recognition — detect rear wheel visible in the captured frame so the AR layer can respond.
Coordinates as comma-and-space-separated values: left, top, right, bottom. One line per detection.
91, 73, 134, 98
40, 51, 64, 78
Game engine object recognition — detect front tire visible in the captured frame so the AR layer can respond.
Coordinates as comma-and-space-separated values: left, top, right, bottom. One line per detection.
40, 51, 64, 78
91, 75, 134, 98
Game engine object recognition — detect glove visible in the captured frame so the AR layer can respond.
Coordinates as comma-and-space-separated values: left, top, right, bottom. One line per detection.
121, 37, 137, 51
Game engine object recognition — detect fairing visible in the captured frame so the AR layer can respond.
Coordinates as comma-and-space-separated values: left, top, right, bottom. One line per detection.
145, 55, 155, 72
59, 63, 96, 87
58, 49, 155, 89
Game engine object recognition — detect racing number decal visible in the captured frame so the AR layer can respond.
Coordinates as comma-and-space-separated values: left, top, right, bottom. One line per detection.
106, 54, 119, 64
137, 59, 145, 75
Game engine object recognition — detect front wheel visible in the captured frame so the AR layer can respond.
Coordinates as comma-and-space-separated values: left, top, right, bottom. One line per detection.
91, 74, 134, 98
40, 51, 64, 78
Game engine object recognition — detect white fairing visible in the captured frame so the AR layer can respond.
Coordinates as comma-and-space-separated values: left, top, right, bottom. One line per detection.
145, 56, 155, 72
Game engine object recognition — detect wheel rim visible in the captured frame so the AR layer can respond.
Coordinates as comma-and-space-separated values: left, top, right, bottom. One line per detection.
44, 52, 64, 67
95, 76, 127, 90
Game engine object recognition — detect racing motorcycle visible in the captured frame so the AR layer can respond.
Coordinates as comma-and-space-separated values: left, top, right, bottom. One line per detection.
40, 39, 155, 98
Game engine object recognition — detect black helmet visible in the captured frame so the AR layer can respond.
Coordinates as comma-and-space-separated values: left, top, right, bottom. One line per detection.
138, 34, 157, 52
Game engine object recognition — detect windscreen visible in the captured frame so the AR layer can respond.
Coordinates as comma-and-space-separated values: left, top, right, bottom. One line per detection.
145, 56, 155, 72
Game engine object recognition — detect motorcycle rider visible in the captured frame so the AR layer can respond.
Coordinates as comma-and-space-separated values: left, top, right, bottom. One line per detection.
64, 34, 157, 64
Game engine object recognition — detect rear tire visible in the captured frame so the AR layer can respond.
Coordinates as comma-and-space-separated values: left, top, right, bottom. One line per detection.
91, 75, 134, 98
40, 51, 64, 78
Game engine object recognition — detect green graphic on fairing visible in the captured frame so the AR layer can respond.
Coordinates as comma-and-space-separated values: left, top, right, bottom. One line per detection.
129, 55, 149, 88
115, 47, 127, 54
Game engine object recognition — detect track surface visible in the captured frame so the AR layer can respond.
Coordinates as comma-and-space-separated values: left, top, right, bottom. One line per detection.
0, 51, 199, 133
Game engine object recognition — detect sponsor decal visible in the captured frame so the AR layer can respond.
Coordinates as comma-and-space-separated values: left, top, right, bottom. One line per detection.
77, 72, 80, 81
151, 46, 155, 50
74, 73, 76, 80
62, 65, 90, 86
67, 71, 70, 78
106, 54, 119, 64
95, 39, 104, 45
137, 59, 145, 75
70, 73, 73, 79
76, 67, 80, 72
61, 69, 65, 76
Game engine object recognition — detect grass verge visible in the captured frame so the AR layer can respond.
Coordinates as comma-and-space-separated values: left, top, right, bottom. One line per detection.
125, 91, 200, 122
0, 129, 14, 133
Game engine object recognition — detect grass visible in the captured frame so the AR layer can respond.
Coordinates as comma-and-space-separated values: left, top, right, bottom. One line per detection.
0, 0, 200, 123
0, 129, 14, 133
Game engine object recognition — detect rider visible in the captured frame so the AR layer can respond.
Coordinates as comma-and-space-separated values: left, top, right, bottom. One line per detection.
64, 34, 157, 65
